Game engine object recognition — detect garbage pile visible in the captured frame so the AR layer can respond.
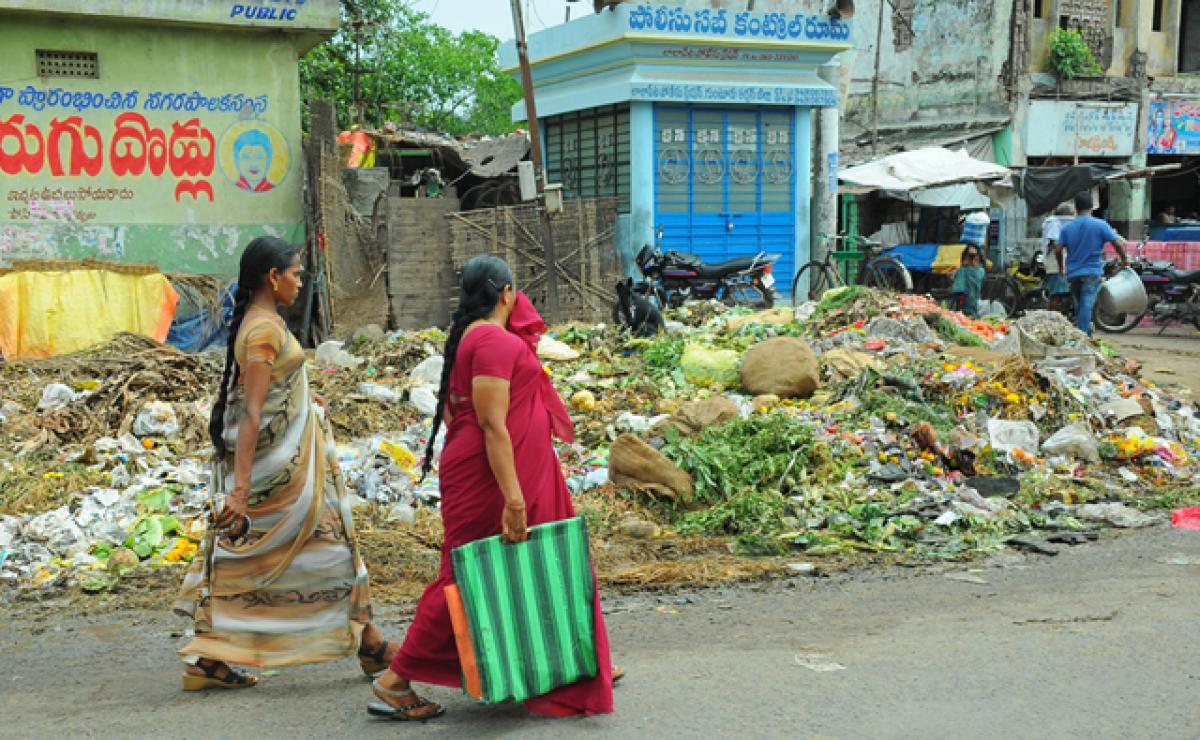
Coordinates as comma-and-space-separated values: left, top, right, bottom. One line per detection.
2, 288, 1198, 600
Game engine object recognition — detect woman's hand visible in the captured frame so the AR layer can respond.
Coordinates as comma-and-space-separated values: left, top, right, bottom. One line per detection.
501, 503, 528, 544
216, 488, 249, 530
312, 393, 328, 410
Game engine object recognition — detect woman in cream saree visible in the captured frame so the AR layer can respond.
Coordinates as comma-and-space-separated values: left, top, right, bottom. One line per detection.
175, 237, 393, 690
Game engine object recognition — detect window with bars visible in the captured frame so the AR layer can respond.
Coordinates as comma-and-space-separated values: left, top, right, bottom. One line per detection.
36, 50, 99, 78
544, 104, 632, 213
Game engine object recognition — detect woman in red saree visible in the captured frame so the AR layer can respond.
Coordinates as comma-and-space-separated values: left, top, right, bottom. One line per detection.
368, 255, 614, 721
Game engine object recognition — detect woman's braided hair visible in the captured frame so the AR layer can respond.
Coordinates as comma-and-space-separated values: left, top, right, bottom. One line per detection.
207, 236, 300, 458
420, 255, 514, 482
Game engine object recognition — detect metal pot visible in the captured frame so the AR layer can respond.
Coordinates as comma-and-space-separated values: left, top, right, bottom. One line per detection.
1097, 267, 1148, 315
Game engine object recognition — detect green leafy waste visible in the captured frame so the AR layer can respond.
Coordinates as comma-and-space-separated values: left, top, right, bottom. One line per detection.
661, 413, 816, 504
927, 314, 986, 348
125, 514, 181, 559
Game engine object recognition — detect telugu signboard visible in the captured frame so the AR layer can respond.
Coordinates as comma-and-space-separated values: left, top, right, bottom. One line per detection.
1147, 98, 1200, 155
1025, 101, 1138, 158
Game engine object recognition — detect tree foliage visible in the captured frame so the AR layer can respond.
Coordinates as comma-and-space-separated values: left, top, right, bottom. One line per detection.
299, 0, 522, 135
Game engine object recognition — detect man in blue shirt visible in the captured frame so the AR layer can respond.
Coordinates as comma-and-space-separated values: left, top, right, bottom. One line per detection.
1057, 191, 1129, 335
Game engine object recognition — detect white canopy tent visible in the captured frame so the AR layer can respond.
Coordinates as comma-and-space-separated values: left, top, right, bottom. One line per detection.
838, 147, 1012, 207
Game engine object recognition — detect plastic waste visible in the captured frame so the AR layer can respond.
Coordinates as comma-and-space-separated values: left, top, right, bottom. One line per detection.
1171, 506, 1200, 531
538, 336, 581, 361
37, 383, 80, 410
314, 340, 364, 369
358, 382, 402, 405
22, 507, 90, 558
409, 356, 444, 387
132, 401, 180, 438
1076, 502, 1157, 528
986, 419, 1040, 455
1041, 422, 1100, 463
410, 386, 439, 416
615, 412, 652, 434
379, 440, 417, 472
386, 501, 416, 525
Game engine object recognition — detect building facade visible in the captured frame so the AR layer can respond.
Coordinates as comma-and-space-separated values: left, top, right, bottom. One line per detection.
0, 0, 338, 274
501, 1, 853, 294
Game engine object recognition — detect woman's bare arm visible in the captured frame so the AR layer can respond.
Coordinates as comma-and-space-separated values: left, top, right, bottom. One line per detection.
473, 375, 528, 541
217, 361, 270, 528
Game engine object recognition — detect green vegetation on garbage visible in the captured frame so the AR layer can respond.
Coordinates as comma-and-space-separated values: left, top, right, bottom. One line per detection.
661, 414, 817, 504
927, 314, 987, 348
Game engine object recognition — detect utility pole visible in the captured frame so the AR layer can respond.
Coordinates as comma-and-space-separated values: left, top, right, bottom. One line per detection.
351, 14, 366, 127
510, 0, 561, 322
870, 0, 885, 156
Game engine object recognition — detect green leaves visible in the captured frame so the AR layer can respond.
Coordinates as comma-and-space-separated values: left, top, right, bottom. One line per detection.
299, 1, 522, 134
1046, 28, 1102, 80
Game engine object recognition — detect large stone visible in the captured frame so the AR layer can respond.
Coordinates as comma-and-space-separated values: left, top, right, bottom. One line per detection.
739, 337, 820, 399
608, 434, 694, 505
665, 396, 740, 436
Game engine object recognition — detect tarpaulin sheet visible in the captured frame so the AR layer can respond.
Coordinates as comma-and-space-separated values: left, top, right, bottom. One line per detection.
884, 244, 940, 272
839, 147, 1010, 192
0, 269, 178, 359
1014, 164, 1121, 215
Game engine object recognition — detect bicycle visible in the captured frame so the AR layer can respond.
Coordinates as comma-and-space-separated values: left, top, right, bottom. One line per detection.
791, 233, 913, 303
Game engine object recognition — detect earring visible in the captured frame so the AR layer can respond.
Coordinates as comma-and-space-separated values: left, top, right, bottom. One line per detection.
271, 278, 279, 292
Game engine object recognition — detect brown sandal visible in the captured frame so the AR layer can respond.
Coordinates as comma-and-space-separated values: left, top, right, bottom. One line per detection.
367, 678, 444, 721
182, 659, 258, 692
357, 639, 392, 676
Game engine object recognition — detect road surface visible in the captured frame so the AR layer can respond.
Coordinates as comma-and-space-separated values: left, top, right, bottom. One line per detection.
2, 526, 1198, 739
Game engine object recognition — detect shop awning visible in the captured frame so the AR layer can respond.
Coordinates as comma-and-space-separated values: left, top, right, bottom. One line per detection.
839, 147, 1011, 194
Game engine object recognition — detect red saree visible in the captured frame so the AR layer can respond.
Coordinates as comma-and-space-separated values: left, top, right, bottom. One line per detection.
390, 295, 614, 717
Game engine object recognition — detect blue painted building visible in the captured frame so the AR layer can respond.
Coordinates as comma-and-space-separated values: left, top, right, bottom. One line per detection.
500, 2, 852, 294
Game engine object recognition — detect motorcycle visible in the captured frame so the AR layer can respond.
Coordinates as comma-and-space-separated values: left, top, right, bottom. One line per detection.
632, 232, 780, 310
1094, 244, 1200, 333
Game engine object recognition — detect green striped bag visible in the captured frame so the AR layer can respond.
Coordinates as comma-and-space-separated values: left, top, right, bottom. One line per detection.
449, 516, 598, 704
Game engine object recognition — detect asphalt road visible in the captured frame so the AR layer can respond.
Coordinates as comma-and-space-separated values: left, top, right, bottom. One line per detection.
2, 526, 1198, 739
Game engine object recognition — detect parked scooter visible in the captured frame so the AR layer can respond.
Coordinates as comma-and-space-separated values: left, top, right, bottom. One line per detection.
633, 227, 780, 309
1095, 244, 1200, 332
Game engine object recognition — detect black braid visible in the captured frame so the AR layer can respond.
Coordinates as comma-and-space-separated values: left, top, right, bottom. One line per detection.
208, 287, 252, 458
207, 236, 300, 459
419, 255, 514, 482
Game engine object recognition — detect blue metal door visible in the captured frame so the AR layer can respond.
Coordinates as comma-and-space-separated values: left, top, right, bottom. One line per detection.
654, 105, 796, 295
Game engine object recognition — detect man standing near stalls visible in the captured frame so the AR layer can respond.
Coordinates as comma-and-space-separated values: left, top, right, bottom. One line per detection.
1041, 203, 1074, 314
1057, 191, 1130, 336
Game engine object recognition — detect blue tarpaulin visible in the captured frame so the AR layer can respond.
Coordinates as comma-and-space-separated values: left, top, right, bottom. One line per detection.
883, 244, 939, 273
166, 281, 236, 353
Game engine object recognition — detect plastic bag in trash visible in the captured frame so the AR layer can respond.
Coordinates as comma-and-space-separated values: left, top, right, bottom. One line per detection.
410, 386, 439, 416
315, 341, 364, 369
22, 506, 90, 558
986, 419, 1040, 455
37, 383, 80, 410
358, 382, 402, 405
409, 356, 444, 387
1041, 422, 1100, 463
133, 401, 180, 438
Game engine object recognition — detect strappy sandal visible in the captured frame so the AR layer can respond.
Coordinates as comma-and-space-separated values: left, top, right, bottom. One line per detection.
367, 678, 444, 722
182, 659, 258, 692
357, 639, 391, 676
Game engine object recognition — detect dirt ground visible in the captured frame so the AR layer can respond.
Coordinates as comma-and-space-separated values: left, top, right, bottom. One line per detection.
1104, 326, 1200, 397
1, 526, 1197, 738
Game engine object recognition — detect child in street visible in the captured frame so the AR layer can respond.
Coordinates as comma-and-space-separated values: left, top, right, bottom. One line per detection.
950, 244, 986, 318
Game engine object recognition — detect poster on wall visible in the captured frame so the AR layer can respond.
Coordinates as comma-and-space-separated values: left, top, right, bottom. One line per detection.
0, 83, 297, 269
1147, 98, 1200, 155
1, 87, 292, 224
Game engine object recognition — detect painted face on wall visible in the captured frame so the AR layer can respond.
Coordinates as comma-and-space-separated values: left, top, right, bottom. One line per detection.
232, 129, 276, 193
237, 145, 269, 186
